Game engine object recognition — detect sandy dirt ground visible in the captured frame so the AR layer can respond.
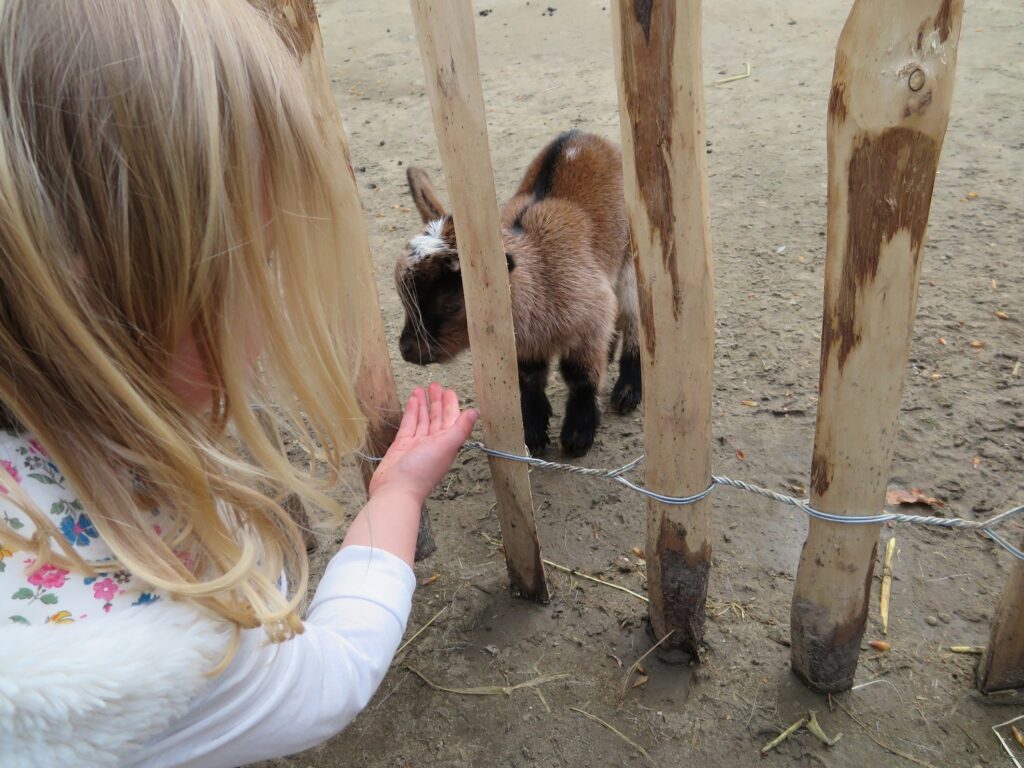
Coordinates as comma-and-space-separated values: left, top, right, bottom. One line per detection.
260, 1, 1023, 766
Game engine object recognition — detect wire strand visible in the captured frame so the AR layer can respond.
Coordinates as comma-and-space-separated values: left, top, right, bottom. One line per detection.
355, 441, 1024, 560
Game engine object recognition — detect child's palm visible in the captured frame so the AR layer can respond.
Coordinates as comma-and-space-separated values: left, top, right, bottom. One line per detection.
369, 384, 477, 502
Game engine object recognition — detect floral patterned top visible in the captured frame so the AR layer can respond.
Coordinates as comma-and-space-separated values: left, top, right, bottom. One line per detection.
0, 430, 166, 626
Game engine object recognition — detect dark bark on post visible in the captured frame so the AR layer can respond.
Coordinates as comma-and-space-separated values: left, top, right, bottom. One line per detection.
978, 535, 1024, 693
790, 0, 963, 692
612, 0, 716, 653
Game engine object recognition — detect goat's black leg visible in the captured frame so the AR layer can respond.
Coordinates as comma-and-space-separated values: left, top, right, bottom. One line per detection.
611, 259, 643, 413
518, 359, 552, 455
610, 346, 643, 413
559, 353, 602, 457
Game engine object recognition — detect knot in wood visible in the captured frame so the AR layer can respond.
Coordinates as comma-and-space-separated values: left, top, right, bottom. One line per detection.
908, 68, 926, 92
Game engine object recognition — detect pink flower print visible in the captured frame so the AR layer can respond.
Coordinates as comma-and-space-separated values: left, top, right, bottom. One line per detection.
92, 577, 118, 602
28, 439, 48, 457
0, 459, 20, 494
175, 549, 195, 571
28, 564, 69, 589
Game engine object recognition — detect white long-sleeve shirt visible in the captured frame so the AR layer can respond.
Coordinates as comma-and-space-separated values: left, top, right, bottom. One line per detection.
0, 430, 416, 768
126, 545, 416, 768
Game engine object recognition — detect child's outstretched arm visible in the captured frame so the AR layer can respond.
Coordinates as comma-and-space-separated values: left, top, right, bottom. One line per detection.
128, 384, 476, 768
343, 382, 478, 566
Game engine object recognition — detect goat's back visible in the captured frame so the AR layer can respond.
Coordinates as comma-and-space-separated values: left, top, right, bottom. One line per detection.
505, 131, 628, 278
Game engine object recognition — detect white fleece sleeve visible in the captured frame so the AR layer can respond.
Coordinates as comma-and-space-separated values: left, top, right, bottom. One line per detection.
125, 545, 416, 768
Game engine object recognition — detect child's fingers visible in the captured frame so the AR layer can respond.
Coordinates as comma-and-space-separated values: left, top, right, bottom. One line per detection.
441, 388, 460, 430
415, 388, 429, 437
437, 408, 477, 456
429, 382, 443, 433
454, 408, 478, 441
396, 390, 420, 439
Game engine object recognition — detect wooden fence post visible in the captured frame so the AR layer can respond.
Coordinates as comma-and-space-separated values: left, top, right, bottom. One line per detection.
790, 0, 963, 692
409, 0, 548, 600
611, 0, 715, 652
259, 0, 435, 558
978, 538, 1024, 693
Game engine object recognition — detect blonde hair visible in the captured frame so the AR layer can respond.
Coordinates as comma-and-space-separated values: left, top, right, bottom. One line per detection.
0, 0, 367, 640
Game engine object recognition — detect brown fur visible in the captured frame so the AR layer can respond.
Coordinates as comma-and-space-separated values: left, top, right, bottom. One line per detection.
395, 130, 641, 455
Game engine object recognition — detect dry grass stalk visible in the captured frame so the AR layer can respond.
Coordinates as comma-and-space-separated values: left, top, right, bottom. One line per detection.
713, 61, 752, 85
879, 537, 897, 634
543, 560, 649, 603
761, 714, 809, 755
480, 532, 649, 603
395, 605, 448, 656
950, 645, 985, 655
619, 630, 676, 702
834, 699, 936, 768
568, 707, 654, 764
806, 710, 842, 746
757, 709, 841, 752
406, 666, 568, 697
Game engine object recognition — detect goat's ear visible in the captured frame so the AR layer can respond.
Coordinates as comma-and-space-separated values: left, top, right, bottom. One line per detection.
406, 166, 447, 223
505, 252, 516, 272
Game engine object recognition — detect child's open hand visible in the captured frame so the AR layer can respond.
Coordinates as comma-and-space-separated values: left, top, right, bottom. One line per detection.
368, 383, 478, 505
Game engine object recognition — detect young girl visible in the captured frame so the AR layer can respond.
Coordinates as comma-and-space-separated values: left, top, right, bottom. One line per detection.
0, 2, 476, 766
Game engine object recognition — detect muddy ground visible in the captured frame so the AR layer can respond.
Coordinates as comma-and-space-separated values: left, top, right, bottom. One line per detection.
262, 1, 1023, 766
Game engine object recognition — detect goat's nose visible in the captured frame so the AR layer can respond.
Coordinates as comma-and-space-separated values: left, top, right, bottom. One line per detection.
399, 335, 422, 364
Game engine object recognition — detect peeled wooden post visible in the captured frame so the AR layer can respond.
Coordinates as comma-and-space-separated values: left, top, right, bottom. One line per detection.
260, 0, 435, 558
978, 539, 1024, 692
409, 0, 548, 600
611, 0, 715, 652
790, 0, 963, 692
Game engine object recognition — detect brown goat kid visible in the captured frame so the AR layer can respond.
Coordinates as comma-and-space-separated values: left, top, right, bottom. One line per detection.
395, 130, 641, 457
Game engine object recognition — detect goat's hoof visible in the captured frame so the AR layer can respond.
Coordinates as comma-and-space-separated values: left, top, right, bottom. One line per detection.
561, 397, 600, 457
560, 413, 597, 456
521, 393, 553, 456
611, 380, 642, 413
525, 431, 551, 456
560, 429, 595, 457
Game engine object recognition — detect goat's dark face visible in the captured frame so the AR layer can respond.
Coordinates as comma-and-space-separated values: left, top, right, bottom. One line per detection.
395, 216, 469, 365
